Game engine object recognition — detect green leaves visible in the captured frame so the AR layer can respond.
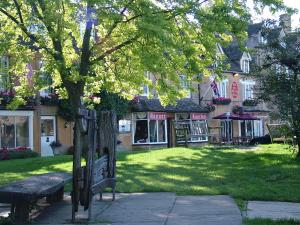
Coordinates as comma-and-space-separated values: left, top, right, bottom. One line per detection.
0, 0, 288, 107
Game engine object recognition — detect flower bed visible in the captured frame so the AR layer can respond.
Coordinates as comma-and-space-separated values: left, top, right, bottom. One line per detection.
205, 103, 216, 112
243, 99, 258, 106
212, 97, 231, 105
40, 93, 60, 105
232, 105, 243, 114
0, 147, 38, 160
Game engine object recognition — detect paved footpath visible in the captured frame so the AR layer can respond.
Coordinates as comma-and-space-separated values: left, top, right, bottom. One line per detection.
30, 193, 242, 225
247, 201, 300, 220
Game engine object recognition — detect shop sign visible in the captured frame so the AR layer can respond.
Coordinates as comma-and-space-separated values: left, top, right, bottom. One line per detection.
231, 81, 239, 99
149, 112, 166, 120
191, 113, 207, 120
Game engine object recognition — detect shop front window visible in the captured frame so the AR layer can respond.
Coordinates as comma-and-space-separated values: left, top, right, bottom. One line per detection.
0, 116, 30, 149
175, 113, 208, 142
133, 112, 167, 144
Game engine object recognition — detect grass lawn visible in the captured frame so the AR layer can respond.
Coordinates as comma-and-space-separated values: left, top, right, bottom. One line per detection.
244, 218, 300, 225
0, 144, 299, 203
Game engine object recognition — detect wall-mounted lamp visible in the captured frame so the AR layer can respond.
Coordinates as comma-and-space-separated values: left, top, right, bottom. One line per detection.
64, 122, 70, 128
232, 72, 239, 78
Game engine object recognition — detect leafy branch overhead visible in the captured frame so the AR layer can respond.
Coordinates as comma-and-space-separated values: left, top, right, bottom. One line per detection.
0, 0, 289, 109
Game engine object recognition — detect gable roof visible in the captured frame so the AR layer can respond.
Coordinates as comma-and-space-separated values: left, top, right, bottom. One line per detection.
248, 22, 263, 36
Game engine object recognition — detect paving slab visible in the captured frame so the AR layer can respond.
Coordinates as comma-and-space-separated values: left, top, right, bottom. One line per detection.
27, 193, 242, 225
247, 201, 300, 220
167, 195, 242, 225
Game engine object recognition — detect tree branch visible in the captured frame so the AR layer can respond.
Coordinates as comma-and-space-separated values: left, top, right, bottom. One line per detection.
91, 35, 139, 64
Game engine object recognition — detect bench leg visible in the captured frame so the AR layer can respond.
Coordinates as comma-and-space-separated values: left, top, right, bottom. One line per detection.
112, 187, 115, 201
99, 192, 102, 201
15, 202, 30, 223
46, 187, 64, 203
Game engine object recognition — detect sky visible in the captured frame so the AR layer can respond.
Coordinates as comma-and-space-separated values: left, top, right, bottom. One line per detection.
250, 0, 300, 29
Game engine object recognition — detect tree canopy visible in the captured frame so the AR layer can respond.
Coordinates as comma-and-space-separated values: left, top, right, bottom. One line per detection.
253, 21, 300, 154
0, 0, 289, 112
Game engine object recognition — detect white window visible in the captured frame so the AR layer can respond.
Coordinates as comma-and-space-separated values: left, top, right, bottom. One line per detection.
0, 56, 9, 91
240, 120, 263, 138
179, 75, 191, 98
132, 112, 167, 144
218, 80, 228, 98
38, 60, 54, 97
241, 59, 250, 73
118, 120, 131, 133
0, 111, 33, 150
244, 82, 254, 100
140, 71, 150, 96
175, 113, 208, 142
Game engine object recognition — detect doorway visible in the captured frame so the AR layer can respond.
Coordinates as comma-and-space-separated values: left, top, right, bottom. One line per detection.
41, 116, 56, 156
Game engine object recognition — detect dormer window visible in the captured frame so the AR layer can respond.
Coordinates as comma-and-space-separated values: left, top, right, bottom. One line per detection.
241, 59, 250, 73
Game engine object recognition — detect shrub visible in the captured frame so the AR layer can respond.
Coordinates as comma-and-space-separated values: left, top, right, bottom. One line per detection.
242, 99, 258, 106
212, 97, 231, 105
0, 149, 38, 160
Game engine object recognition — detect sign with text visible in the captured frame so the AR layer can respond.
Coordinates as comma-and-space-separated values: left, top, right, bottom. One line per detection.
149, 112, 167, 120
191, 113, 207, 120
231, 81, 239, 99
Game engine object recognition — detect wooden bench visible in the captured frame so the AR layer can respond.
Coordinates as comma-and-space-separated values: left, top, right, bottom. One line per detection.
0, 172, 72, 223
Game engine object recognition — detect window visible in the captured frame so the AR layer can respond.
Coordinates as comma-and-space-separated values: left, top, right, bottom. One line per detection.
221, 120, 232, 142
140, 71, 150, 96
240, 120, 263, 138
0, 111, 33, 150
218, 80, 228, 97
241, 59, 250, 73
175, 113, 208, 142
0, 56, 9, 91
179, 75, 191, 98
119, 120, 131, 133
132, 112, 167, 144
244, 82, 254, 100
38, 60, 54, 97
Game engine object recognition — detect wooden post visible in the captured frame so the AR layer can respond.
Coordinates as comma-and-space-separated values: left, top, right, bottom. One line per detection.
98, 111, 117, 199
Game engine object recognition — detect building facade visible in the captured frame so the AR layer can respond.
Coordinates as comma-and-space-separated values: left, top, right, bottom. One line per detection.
0, 56, 73, 156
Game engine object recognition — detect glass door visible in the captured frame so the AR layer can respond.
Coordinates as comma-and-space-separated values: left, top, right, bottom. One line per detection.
41, 116, 56, 156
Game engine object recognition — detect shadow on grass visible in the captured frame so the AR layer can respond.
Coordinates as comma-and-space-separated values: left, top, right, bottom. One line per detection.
116, 145, 300, 202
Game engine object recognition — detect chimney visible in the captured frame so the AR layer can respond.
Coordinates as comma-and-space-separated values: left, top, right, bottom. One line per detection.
279, 14, 291, 33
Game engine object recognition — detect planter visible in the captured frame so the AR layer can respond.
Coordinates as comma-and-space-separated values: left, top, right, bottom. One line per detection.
212, 97, 231, 105
51, 144, 72, 155
243, 99, 258, 106
232, 105, 243, 114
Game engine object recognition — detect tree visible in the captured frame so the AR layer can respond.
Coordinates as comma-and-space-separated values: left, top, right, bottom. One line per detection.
0, 1, 288, 152
253, 22, 300, 156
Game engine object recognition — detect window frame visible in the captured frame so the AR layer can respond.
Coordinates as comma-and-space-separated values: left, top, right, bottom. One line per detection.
179, 75, 191, 98
132, 112, 168, 145
175, 113, 208, 143
243, 81, 255, 100
140, 71, 150, 97
0, 110, 34, 150
218, 79, 228, 98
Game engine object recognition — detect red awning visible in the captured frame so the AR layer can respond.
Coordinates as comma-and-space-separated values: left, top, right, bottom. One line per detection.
213, 112, 259, 120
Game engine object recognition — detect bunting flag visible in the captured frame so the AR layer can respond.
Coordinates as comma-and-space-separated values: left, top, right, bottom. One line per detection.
210, 80, 220, 97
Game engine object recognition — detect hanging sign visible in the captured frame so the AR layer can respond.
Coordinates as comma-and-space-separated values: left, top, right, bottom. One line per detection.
231, 81, 238, 99
191, 113, 207, 120
149, 112, 167, 120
